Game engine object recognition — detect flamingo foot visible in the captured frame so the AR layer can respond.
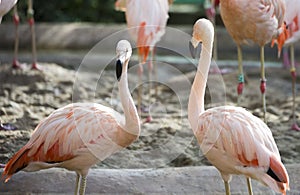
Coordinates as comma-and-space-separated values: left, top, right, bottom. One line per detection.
31, 62, 41, 71
291, 123, 300, 131
12, 59, 22, 69
143, 115, 153, 123
0, 123, 17, 131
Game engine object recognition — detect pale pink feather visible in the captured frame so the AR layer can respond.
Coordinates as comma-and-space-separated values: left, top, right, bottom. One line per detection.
220, 0, 286, 46
283, 0, 300, 45
0, 0, 17, 23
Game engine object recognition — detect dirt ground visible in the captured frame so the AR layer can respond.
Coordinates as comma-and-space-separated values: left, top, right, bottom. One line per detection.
0, 61, 300, 169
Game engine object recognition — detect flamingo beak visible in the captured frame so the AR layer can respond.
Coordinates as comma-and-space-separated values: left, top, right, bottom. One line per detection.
189, 37, 201, 59
116, 58, 123, 81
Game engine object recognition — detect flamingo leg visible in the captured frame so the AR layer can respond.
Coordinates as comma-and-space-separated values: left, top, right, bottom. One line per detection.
137, 61, 143, 117
12, 5, 21, 69
144, 49, 155, 123
246, 177, 253, 195
153, 47, 158, 97
260, 46, 267, 122
148, 49, 154, 103
74, 173, 81, 195
79, 175, 87, 195
289, 44, 300, 131
282, 47, 290, 69
27, 0, 39, 70
224, 180, 231, 195
237, 45, 244, 105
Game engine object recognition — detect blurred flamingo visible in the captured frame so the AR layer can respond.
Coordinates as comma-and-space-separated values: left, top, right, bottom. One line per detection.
2, 40, 141, 195
274, 0, 300, 131
12, 0, 38, 69
0, 0, 17, 23
219, 0, 286, 121
115, 0, 171, 120
189, 18, 289, 195
204, 0, 219, 61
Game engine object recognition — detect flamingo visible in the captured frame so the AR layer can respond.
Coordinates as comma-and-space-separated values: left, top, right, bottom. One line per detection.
189, 18, 289, 195
0, 0, 17, 23
204, 0, 219, 61
1, 40, 141, 195
219, 0, 286, 121
12, 0, 39, 70
115, 0, 170, 119
275, 0, 300, 131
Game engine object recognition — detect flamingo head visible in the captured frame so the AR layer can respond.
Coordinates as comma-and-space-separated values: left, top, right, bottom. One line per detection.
116, 40, 132, 81
189, 18, 214, 58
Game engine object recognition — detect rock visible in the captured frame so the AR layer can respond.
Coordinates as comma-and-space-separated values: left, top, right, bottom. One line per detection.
1, 165, 299, 194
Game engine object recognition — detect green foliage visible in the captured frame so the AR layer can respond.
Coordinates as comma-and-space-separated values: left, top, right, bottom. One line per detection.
14, 0, 126, 23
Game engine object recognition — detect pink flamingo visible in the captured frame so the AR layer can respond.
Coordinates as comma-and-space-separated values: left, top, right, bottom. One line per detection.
0, 0, 17, 22
277, 0, 300, 131
219, 0, 286, 121
204, 0, 219, 60
189, 18, 289, 195
115, 0, 170, 118
12, 0, 38, 69
2, 40, 141, 195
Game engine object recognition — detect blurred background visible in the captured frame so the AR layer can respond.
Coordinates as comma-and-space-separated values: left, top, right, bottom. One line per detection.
1, 0, 209, 24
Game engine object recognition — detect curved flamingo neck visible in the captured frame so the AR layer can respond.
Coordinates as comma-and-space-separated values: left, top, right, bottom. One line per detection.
188, 38, 213, 131
118, 59, 141, 136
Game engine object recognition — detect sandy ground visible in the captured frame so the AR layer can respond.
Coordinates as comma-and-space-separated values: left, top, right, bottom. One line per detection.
0, 23, 300, 194
0, 60, 300, 169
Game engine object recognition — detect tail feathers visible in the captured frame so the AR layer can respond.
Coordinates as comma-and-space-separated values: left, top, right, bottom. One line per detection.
262, 155, 289, 194
1, 146, 31, 182
271, 22, 289, 58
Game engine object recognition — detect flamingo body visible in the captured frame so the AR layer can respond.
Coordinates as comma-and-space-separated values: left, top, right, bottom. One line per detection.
3, 103, 134, 180
189, 18, 289, 194
283, 0, 300, 46
2, 40, 140, 195
195, 106, 288, 193
0, 0, 17, 23
220, 0, 285, 47
116, 0, 169, 63
277, 0, 300, 131
219, 0, 286, 121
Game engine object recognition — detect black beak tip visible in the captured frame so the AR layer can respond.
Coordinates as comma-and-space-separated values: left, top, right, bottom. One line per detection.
189, 41, 196, 59
116, 59, 122, 81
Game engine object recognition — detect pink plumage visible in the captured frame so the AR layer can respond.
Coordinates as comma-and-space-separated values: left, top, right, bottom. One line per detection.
0, 0, 17, 23
2, 40, 140, 195
116, 0, 170, 63
189, 18, 289, 195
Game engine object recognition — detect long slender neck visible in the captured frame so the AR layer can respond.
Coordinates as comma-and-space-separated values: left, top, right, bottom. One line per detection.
118, 60, 141, 136
188, 38, 213, 131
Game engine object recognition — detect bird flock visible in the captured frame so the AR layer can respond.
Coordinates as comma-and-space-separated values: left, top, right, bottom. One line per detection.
0, 0, 298, 195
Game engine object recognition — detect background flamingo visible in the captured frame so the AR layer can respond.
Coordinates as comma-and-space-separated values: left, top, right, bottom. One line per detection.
189, 18, 289, 195
204, 0, 219, 61
115, 0, 171, 118
2, 40, 141, 195
219, 0, 286, 122
12, 0, 38, 70
277, 0, 300, 131
0, 0, 17, 23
